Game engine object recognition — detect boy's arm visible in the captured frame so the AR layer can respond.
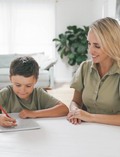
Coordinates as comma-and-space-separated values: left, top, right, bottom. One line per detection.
19, 101, 69, 119
0, 114, 17, 127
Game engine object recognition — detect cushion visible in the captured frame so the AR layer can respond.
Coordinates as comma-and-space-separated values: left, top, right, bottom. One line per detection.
38, 70, 49, 81
0, 54, 16, 68
31, 53, 49, 67
40, 58, 57, 70
0, 68, 10, 82
16, 52, 49, 67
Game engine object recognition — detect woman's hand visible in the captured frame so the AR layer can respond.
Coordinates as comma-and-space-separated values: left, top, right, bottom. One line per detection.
67, 108, 82, 125
19, 109, 35, 119
67, 108, 92, 124
0, 114, 17, 127
67, 90, 84, 125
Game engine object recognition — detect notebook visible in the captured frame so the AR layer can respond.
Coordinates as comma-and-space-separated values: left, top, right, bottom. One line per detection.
0, 113, 40, 133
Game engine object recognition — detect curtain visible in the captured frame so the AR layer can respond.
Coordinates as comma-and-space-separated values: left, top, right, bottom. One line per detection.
0, 0, 55, 57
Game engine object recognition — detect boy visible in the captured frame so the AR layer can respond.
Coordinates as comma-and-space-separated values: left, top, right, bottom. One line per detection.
0, 56, 69, 127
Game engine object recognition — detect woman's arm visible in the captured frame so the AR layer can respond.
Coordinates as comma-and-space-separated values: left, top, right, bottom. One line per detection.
67, 90, 120, 126
19, 101, 69, 119
69, 107, 120, 126
91, 114, 120, 126
70, 90, 83, 110
67, 90, 83, 125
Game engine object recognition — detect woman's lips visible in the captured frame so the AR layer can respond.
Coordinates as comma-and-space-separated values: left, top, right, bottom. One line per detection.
92, 55, 99, 59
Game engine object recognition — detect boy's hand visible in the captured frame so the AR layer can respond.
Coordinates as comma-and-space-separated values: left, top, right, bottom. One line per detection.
19, 109, 35, 119
0, 114, 17, 127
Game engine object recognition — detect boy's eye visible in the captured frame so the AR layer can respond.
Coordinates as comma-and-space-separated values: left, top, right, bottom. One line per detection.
16, 84, 21, 87
26, 85, 31, 87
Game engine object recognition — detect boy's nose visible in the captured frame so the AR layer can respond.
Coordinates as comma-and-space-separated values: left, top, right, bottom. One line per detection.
21, 87, 26, 93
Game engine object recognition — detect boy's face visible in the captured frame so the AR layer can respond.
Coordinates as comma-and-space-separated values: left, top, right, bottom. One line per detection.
9, 75, 38, 101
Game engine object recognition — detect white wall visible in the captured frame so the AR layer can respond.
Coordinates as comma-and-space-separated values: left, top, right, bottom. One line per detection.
54, 0, 117, 82
108, 0, 116, 18
54, 0, 92, 82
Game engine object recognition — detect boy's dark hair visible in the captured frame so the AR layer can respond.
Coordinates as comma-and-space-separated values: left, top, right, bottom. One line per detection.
10, 56, 39, 79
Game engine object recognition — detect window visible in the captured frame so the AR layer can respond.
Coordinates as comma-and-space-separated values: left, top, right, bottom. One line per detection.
0, 0, 55, 57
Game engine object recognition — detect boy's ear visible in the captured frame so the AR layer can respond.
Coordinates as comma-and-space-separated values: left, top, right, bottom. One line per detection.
9, 75, 12, 83
35, 77, 39, 84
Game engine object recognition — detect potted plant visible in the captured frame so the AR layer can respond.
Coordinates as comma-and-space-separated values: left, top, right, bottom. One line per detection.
53, 25, 89, 66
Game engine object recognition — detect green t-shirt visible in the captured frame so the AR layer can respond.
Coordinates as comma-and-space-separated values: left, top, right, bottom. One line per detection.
0, 85, 59, 113
70, 60, 120, 115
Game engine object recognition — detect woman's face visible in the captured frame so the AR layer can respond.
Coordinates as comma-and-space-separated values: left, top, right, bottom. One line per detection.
87, 29, 112, 65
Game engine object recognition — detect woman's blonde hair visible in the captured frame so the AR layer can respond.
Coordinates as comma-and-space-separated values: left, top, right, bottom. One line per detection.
90, 17, 120, 67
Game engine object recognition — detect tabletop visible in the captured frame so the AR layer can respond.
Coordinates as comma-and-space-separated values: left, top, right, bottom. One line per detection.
0, 116, 120, 157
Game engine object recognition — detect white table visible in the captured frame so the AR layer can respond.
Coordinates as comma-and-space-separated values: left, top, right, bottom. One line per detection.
0, 117, 120, 157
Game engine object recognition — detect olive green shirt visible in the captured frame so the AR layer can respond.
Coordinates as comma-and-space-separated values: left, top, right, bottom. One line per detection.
70, 60, 120, 115
0, 85, 59, 113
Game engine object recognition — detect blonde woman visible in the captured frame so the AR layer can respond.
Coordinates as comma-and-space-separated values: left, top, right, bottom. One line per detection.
67, 17, 120, 126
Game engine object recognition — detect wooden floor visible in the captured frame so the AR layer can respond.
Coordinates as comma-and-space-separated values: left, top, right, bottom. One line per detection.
47, 82, 74, 108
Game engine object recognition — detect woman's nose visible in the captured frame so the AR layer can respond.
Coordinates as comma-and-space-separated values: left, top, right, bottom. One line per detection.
88, 45, 94, 54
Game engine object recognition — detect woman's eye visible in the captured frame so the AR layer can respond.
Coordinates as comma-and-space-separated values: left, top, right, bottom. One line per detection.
95, 46, 100, 48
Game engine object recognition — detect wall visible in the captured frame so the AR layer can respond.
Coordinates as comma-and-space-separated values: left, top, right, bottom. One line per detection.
54, 0, 117, 82
91, 0, 104, 21
54, 0, 92, 82
108, 0, 116, 18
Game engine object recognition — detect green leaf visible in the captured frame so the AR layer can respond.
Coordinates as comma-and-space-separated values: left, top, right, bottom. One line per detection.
76, 56, 83, 65
71, 42, 80, 48
76, 55, 87, 65
64, 50, 70, 56
52, 24, 89, 66
74, 31, 81, 37
83, 26, 89, 34
58, 45, 64, 51
77, 28, 84, 32
68, 53, 75, 59
65, 31, 72, 34
82, 54, 88, 60
56, 43, 60, 48
81, 37, 87, 44
77, 44, 87, 54
60, 35, 67, 43
85, 50, 88, 54
59, 34, 64, 39
67, 25, 78, 33
60, 48, 65, 59
68, 59, 76, 66
53, 38, 61, 42
81, 30, 86, 35
69, 36, 77, 41
67, 25, 77, 31
67, 34, 74, 40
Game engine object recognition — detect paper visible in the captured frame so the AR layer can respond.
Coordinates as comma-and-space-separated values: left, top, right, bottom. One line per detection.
0, 113, 40, 133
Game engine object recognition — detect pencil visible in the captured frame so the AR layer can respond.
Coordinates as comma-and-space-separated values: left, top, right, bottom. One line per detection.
0, 106, 11, 118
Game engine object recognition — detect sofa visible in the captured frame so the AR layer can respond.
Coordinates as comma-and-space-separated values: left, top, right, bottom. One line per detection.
0, 53, 57, 89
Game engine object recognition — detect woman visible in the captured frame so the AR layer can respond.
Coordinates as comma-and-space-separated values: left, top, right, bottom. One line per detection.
67, 17, 120, 126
